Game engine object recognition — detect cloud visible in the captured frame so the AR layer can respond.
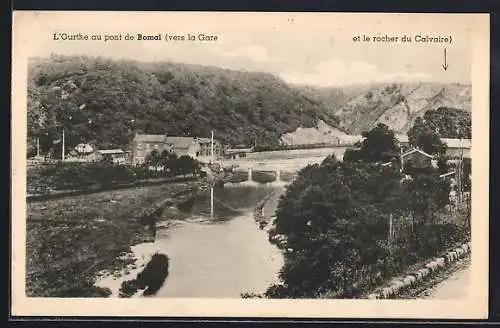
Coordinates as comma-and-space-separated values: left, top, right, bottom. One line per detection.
217, 45, 270, 62
279, 59, 433, 86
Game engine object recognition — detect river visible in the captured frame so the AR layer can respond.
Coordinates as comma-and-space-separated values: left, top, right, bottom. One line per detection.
101, 184, 285, 298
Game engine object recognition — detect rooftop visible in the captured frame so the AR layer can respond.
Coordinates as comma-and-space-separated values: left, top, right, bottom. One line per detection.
439, 171, 456, 178
197, 137, 213, 144
97, 149, 125, 155
442, 138, 471, 148
133, 133, 166, 143
395, 134, 409, 143
401, 148, 434, 159
165, 136, 196, 149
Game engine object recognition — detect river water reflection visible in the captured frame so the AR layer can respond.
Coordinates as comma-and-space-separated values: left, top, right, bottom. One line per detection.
153, 184, 284, 298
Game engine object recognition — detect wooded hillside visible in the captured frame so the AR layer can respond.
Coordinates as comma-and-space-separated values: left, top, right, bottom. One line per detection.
27, 55, 342, 155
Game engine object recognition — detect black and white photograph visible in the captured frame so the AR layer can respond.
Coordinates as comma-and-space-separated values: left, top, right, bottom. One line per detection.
11, 11, 489, 318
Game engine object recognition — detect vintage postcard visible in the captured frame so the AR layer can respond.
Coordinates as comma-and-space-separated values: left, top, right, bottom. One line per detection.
11, 11, 489, 318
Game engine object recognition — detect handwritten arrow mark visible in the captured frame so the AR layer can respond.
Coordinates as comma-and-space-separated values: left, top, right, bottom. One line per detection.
442, 48, 449, 71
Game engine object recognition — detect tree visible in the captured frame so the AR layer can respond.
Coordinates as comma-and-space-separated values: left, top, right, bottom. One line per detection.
342, 148, 361, 162
101, 155, 114, 166
461, 158, 471, 193
402, 172, 450, 228
176, 155, 200, 177
345, 123, 400, 164
159, 150, 178, 175
423, 107, 471, 139
407, 117, 447, 156
268, 160, 402, 298
145, 149, 161, 171
437, 156, 449, 175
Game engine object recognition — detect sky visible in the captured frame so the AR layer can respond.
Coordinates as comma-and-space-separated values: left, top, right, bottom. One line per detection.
22, 12, 474, 87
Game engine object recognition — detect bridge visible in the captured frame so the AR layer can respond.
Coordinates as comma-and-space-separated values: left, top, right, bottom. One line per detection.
216, 137, 471, 185
220, 146, 347, 185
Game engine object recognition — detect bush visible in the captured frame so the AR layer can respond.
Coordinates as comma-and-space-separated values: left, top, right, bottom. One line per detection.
56, 282, 112, 298
252, 171, 276, 184
265, 153, 469, 298
27, 162, 179, 192
136, 253, 169, 296
230, 171, 248, 183
119, 279, 139, 298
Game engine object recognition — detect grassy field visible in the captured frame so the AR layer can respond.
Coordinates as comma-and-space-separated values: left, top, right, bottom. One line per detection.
26, 182, 198, 297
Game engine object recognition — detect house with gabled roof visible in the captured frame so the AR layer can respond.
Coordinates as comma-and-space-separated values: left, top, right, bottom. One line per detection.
130, 133, 168, 165
164, 136, 201, 158
196, 137, 223, 159
401, 148, 435, 172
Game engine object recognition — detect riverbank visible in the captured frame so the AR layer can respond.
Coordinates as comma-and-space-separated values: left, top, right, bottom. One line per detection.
26, 180, 202, 297
94, 242, 175, 298
252, 183, 472, 300
27, 175, 197, 200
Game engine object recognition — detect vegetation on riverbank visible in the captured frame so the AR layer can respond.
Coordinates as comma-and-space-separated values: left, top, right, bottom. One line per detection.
263, 123, 470, 299
119, 253, 170, 298
28, 152, 203, 195
26, 182, 198, 297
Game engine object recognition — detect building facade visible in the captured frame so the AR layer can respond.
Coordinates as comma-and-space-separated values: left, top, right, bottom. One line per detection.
130, 133, 223, 165
395, 135, 471, 159
442, 138, 471, 159
97, 149, 130, 164
130, 133, 168, 165
164, 137, 200, 158
401, 148, 434, 171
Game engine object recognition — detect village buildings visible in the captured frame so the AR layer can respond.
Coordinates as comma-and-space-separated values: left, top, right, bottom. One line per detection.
395, 134, 471, 159
97, 149, 131, 165
130, 134, 169, 165
130, 133, 223, 165
65, 144, 131, 164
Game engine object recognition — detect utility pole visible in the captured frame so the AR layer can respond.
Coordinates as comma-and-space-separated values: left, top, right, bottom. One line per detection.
399, 146, 404, 173
211, 130, 214, 164
61, 129, 65, 161
388, 213, 393, 247
210, 187, 214, 219
36, 137, 40, 157
457, 132, 464, 207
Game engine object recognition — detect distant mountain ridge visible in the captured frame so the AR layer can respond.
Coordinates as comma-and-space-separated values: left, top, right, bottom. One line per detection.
333, 82, 471, 135
280, 82, 471, 145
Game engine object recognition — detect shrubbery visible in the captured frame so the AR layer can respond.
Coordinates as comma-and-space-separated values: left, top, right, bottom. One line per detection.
27, 152, 203, 193
28, 162, 141, 192
251, 171, 276, 184
265, 123, 470, 299
230, 171, 248, 183
119, 253, 170, 298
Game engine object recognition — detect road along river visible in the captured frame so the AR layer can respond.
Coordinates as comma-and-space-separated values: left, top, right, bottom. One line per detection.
418, 258, 471, 299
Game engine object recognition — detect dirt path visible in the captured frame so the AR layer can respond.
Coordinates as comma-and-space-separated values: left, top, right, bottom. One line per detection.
418, 259, 471, 299
397, 255, 471, 299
